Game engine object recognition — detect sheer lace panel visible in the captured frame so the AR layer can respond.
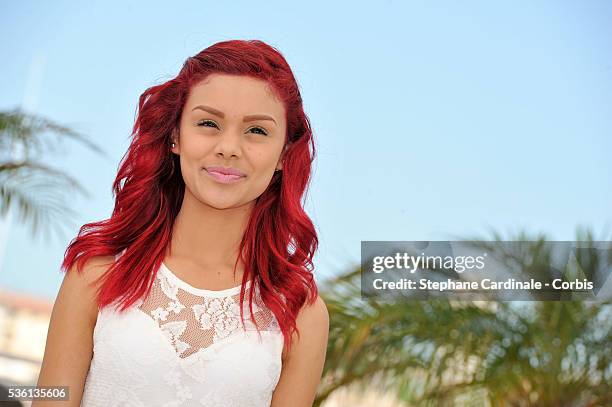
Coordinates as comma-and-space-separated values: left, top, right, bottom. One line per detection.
137, 264, 280, 359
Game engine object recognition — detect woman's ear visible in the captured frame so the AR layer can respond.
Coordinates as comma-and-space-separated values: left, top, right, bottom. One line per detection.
276, 143, 289, 171
170, 128, 180, 154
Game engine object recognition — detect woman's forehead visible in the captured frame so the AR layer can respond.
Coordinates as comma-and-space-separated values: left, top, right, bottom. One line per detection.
185, 74, 285, 122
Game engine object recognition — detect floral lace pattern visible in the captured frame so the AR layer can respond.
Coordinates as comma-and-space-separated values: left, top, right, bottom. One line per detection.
137, 262, 280, 358
80, 258, 284, 407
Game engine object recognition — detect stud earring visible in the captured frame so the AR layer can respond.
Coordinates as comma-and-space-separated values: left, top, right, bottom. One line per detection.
171, 142, 176, 148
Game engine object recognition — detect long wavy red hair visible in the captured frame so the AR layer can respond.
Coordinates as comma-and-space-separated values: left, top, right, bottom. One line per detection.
61, 39, 319, 354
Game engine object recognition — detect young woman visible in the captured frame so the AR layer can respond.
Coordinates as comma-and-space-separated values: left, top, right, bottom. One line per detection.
35, 39, 329, 407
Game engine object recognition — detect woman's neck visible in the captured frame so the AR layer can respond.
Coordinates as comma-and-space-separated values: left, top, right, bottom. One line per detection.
167, 189, 254, 274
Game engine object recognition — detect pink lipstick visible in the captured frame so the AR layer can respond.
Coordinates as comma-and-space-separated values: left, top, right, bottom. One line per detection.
204, 166, 246, 184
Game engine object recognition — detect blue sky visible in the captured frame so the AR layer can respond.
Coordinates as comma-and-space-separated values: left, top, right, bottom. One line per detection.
1, 0, 610, 300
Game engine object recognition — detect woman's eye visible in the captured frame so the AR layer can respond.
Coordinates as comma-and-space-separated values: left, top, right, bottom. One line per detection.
249, 127, 268, 136
196, 120, 267, 136
197, 120, 218, 128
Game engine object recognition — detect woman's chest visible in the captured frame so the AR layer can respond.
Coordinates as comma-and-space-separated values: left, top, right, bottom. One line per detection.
81, 269, 284, 407
82, 306, 283, 407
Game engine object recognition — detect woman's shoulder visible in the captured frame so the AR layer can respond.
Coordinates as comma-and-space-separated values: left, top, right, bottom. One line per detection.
297, 294, 329, 330
61, 255, 116, 321
36, 255, 116, 398
65, 255, 115, 285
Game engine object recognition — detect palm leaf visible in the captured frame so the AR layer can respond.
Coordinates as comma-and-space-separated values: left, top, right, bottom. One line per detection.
0, 108, 107, 240
316, 229, 612, 406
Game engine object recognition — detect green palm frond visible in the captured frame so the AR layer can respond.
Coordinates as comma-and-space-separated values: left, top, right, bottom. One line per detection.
0, 108, 107, 240
0, 108, 106, 158
316, 229, 612, 407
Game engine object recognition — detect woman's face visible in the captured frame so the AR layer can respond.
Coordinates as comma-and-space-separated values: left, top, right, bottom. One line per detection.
172, 73, 287, 209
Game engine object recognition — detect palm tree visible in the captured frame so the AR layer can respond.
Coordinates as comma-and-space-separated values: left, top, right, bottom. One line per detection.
316, 228, 611, 406
0, 107, 107, 241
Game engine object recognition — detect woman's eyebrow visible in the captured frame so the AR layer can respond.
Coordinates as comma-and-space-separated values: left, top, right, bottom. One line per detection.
192, 105, 277, 124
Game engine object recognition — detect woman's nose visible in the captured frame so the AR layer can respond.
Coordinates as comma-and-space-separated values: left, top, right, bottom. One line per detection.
213, 129, 242, 158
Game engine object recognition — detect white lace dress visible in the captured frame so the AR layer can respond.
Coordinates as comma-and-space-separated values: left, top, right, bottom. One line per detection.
80, 260, 284, 406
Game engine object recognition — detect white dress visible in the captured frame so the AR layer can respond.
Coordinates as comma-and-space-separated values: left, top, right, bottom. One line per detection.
80, 258, 284, 407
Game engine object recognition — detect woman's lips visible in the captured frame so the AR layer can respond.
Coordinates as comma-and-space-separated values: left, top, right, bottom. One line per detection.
204, 168, 246, 184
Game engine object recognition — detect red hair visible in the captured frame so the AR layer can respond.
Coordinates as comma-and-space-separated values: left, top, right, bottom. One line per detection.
62, 39, 319, 354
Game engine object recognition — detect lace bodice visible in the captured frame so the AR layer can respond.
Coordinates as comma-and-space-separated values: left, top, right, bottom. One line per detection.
80, 259, 284, 407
